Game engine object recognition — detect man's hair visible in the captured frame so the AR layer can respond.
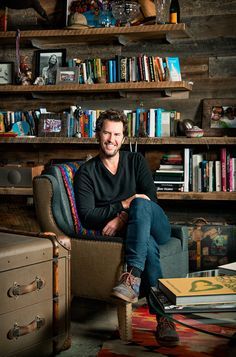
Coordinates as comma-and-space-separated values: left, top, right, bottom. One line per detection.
95, 109, 128, 136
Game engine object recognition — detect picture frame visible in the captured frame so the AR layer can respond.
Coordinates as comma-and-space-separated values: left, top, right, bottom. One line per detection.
35, 49, 66, 85
0, 62, 14, 85
202, 99, 236, 137
38, 113, 68, 137
56, 67, 78, 84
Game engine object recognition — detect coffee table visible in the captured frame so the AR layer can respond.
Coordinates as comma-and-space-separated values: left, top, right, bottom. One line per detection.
149, 269, 236, 343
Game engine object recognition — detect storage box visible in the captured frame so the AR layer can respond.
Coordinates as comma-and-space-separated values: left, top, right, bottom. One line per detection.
181, 220, 236, 272
0, 230, 71, 356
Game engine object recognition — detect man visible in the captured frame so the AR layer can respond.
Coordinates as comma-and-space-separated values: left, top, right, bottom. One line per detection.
74, 109, 179, 346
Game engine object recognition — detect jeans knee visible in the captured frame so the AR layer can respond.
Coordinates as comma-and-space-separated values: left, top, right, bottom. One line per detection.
130, 197, 150, 211
129, 198, 152, 220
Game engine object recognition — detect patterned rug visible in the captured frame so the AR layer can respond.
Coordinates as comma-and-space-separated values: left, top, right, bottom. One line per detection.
98, 304, 236, 357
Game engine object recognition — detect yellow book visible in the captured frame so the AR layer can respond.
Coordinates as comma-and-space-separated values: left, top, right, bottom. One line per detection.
158, 275, 236, 305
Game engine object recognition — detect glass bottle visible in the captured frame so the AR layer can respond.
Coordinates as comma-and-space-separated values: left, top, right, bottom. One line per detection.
169, 0, 180, 24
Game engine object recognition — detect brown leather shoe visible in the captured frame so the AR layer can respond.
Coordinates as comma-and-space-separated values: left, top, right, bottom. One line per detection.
155, 316, 179, 347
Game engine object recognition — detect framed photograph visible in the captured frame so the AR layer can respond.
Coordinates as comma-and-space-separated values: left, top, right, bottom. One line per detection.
56, 67, 78, 84
38, 113, 68, 137
202, 99, 236, 137
0, 62, 14, 84
35, 49, 66, 85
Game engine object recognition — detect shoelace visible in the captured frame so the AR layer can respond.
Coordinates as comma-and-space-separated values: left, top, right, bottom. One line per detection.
119, 271, 138, 287
158, 316, 176, 331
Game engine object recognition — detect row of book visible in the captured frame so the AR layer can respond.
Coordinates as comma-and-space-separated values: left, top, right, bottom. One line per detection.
155, 149, 236, 192
184, 148, 236, 192
67, 55, 182, 84
0, 107, 181, 139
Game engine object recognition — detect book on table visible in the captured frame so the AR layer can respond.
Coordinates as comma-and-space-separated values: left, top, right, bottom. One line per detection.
150, 287, 236, 314
158, 275, 236, 305
218, 262, 236, 275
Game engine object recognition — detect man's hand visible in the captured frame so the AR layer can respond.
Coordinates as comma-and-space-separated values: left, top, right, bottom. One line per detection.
102, 216, 125, 236
121, 194, 150, 210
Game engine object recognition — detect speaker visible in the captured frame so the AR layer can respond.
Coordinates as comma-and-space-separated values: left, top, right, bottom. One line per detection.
0, 165, 44, 187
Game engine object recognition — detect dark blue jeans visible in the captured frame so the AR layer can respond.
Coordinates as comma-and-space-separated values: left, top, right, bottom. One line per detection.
125, 198, 171, 293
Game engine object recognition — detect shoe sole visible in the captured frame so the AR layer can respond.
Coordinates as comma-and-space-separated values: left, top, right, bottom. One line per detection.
157, 339, 179, 347
111, 291, 138, 303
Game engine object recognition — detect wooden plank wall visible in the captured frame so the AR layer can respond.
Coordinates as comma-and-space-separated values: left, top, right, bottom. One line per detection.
0, 0, 236, 230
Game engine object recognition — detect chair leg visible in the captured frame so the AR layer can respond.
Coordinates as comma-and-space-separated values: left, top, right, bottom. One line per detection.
117, 302, 132, 341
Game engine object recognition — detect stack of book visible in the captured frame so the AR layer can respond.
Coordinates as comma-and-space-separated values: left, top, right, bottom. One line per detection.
150, 275, 236, 314
154, 153, 184, 191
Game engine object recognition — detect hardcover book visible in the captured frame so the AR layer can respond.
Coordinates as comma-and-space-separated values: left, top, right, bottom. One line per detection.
150, 287, 236, 314
158, 275, 236, 305
165, 57, 182, 81
218, 262, 236, 275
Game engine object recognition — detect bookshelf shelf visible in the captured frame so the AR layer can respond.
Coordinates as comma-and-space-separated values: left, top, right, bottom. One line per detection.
157, 192, 236, 200
0, 136, 235, 145
0, 187, 32, 195
0, 81, 192, 94
0, 24, 190, 47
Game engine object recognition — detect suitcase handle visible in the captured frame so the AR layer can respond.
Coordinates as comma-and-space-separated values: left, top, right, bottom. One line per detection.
8, 276, 45, 297
7, 316, 45, 340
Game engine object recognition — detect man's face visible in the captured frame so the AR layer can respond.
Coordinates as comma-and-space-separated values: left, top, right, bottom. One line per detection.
98, 119, 124, 158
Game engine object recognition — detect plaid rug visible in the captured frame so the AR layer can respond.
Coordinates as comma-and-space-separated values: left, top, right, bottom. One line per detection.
98, 304, 236, 356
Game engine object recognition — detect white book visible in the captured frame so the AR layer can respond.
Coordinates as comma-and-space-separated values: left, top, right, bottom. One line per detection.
232, 157, 236, 191
208, 160, 214, 192
215, 160, 222, 192
192, 154, 203, 192
184, 148, 190, 192
149, 108, 156, 137
218, 262, 236, 275
155, 170, 184, 173
161, 111, 170, 137
159, 164, 183, 170
154, 181, 185, 184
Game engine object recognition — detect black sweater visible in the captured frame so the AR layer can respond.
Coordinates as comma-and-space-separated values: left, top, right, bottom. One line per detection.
74, 151, 157, 230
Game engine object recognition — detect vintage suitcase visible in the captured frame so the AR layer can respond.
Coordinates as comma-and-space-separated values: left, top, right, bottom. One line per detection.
181, 219, 236, 272
0, 229, 71, 357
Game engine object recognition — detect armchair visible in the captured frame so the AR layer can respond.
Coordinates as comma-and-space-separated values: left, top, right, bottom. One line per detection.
33, 162, 188, 341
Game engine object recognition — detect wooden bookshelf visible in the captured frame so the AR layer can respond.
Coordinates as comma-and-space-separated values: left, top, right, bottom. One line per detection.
0, 136, 235, 145
157, 192, 236, 200
0, 187, 33, 195
0, 81, 192, 94
0, 24, 190, 47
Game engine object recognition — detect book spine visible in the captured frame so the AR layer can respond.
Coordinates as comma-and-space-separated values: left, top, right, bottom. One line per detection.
184, 148, 190, 192
215, 160, 222, 192
221, 148, 227, 192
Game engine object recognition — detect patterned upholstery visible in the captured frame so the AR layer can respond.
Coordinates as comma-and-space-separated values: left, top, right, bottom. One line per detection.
58, 161, 99, 237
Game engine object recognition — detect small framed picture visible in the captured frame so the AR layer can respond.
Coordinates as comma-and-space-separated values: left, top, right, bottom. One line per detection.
56, 67, 78, 84
38, 113, 68, 137
35, 49, 66, 85
0, 62, 14, 84
202, 99, 236, 137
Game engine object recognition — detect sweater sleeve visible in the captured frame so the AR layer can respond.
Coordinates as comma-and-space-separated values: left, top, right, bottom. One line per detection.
136, 153, 158, 203
74, 166, 123, 230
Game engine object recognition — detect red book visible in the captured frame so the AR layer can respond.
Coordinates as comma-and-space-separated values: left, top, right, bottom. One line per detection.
220, 148, 227, 192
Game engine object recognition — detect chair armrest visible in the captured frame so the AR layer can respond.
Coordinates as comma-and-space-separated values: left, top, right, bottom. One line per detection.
171, 224, 189, 251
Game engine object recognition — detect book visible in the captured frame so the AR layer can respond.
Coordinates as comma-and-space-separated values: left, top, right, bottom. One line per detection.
165, 57, 182, 81
150, 287, 236, 314
159, 164, 184, 170
158, 275, 236, 305
218, 262, 236, 275
184, 148, 190, 192
192, 153, 203, 191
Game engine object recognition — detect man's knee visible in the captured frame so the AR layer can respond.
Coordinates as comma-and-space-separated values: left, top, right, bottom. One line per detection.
129, 198, 152, 218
